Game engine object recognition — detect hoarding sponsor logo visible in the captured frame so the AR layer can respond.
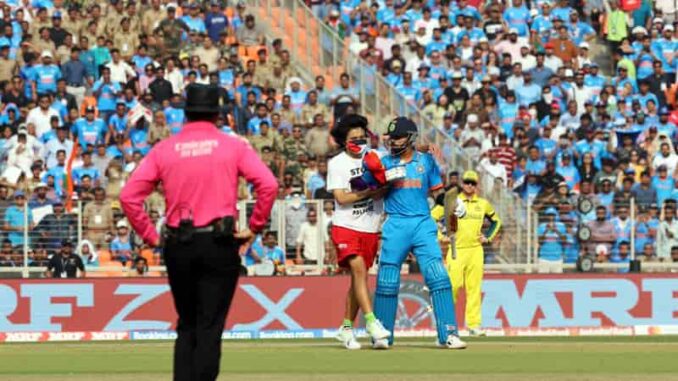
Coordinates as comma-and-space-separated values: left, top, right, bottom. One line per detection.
47, 332, 86, 341
5, 332, 44, 342
232, 285, 304, 331
90, 332, 129, 341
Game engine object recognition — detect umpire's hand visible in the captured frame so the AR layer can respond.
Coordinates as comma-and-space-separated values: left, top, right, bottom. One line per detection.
235, 228, 256, 255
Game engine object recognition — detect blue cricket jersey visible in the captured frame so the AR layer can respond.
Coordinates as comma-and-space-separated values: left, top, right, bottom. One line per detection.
72, 117, 107, 149
364, 151, 443, 217
32, 64, 62, 95
164, 107, 185, 135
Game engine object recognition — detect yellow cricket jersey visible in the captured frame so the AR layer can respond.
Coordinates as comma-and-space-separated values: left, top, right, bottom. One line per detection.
457, 193, 501, 249
432, 193, 502, 249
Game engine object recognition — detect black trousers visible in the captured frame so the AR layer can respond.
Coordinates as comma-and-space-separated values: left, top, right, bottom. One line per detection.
164, 232, 241, 381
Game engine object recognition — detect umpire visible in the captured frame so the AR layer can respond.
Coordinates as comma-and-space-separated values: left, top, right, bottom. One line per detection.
120, 84, 278, 381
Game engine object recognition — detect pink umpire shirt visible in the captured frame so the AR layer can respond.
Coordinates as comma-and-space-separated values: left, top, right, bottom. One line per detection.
120, 122, 278, 245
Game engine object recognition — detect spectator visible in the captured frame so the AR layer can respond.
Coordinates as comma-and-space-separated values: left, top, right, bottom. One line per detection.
652, 165, 674, 206
307, 159, 328, 199
585, 206, 617, 256
537, 207, 566, 273
295, 208, 329, 264
480, 150, 508, 193
128, 256, 148, 277
253, 231, 286, 270
652, 142, 678, 173
237, 14, 265, 47
34, 200, 75, 254
111, 219, 134, 265
3, 190, 33, 247
330, 73, 359, 120
657, 200, 678, 258
284, 191, 306, 252
46, 239, 85, 278
0, 239, 15, 267
149, 66, 173, 104
27, 94, 61, 140
77, 239, 99, 268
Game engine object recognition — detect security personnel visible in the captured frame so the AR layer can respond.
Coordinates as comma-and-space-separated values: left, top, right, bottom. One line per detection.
445, 170, 501, 336
120, 84, 278, 381
45, 239, 85, 278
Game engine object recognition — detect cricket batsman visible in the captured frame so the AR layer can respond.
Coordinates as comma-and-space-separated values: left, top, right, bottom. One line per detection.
363, 117, 467, 349
445, 170, 501, 336
327, 114, 391, 350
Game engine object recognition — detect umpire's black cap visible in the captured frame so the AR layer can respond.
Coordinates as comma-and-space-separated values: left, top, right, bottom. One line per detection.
386, 117, 418, 138
184, 84, 220, 113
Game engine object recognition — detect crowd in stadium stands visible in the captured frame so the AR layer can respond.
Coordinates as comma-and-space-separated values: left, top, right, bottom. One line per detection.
314, 0, 678, 270
0, 0, 675, 276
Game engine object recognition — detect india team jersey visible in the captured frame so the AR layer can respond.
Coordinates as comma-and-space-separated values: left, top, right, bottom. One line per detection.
368, 152, 443, 217
326, 151, 383, 233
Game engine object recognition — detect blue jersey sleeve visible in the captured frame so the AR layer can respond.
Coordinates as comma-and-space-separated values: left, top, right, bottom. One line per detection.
426, 154, 443, 190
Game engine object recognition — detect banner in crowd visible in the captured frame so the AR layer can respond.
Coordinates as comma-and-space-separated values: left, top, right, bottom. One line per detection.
0, 274, 677, 342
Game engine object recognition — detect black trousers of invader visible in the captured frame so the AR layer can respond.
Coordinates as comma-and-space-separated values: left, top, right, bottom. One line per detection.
164, 231, 241, 381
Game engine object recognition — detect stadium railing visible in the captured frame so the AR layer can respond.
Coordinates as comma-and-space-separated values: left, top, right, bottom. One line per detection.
249, 0, 537, 265
1, 195, 677, 278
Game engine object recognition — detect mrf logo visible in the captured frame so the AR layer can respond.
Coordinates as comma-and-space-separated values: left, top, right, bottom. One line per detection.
481, 278, 678, 328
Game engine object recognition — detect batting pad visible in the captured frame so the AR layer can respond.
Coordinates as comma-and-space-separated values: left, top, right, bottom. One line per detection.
374, 263, 401, 345
422, 259, 459, 343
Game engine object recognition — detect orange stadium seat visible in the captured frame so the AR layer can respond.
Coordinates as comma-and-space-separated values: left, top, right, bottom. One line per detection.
139, 249, 158, 266
97, 249, 112, 263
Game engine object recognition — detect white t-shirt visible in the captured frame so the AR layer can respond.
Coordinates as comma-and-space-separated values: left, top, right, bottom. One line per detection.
26, 107, 60, 139
326, 151, 383, 233
296, 221, 328, 262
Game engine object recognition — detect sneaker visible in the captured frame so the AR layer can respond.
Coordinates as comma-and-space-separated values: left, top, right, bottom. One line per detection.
469, 328, 487, 337
372, 338, 390, 350
445, 334, 467, 349
336, 327, 361, 350
366, 319, 391, 341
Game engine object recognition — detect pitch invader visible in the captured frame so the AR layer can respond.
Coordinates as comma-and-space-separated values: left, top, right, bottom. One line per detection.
327, 114, 391, 350
362, 117, 467, 349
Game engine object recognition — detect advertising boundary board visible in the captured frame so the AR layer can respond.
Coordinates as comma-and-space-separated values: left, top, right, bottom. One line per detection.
1, 274, 677, 342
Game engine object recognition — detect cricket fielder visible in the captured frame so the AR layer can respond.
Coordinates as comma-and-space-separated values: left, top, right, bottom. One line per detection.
446, 170, 501, 336
327, 114, 391, 350
363, 117, 467, 349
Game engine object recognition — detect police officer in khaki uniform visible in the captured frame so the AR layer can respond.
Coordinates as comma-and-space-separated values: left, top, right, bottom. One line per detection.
87, 4, 108, 38
30, 8, 51, 39
300, 90, 330, 128
62, 6, 82, 38
0, 45, 18, 83
142, 0, 164, 35
248, 121, 282, 154
264, 65, 286, 94
83, 187, 115, 249
105, 0, 126, 36
278, 95, 299, 126
278, 50, 295, 79
122, 2, 142, 36
114, 17, 140, 59
32, 27, 57, 57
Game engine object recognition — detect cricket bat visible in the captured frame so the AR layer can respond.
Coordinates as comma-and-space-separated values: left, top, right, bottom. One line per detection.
443, 187, 459, 260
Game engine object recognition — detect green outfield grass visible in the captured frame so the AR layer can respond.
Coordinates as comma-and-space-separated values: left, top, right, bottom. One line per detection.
1, 337, 678, 381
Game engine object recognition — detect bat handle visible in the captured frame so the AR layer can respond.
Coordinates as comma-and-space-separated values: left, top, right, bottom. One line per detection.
450, 235, 456, 260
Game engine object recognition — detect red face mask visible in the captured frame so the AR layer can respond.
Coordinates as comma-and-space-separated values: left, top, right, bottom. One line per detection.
346, 138, 368, 154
